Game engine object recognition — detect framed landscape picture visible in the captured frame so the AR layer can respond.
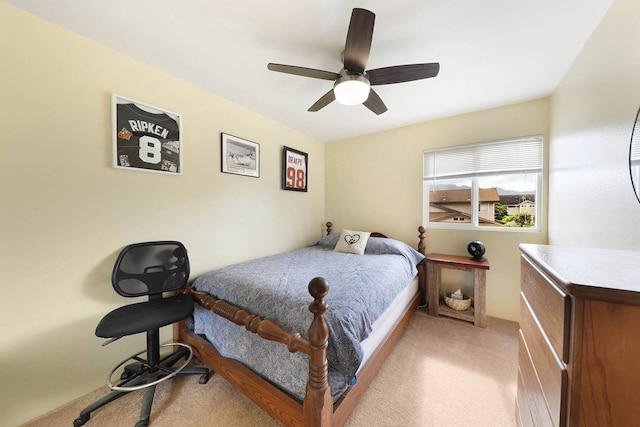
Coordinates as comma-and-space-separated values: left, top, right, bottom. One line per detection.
112, 94, 182, 175
221, 133, 260, 178
282, 146, 308, 192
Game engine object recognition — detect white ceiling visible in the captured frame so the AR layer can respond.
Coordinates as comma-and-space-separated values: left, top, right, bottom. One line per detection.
7, 0, 613, 142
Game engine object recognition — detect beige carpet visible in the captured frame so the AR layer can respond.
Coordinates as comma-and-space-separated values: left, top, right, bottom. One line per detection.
23, 312, 518, 427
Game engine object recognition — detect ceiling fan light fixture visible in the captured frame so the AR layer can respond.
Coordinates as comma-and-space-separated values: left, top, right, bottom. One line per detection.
334, 73, 370, 105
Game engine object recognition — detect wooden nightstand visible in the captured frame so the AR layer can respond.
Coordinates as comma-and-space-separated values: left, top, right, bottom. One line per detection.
426, 253, 490, 327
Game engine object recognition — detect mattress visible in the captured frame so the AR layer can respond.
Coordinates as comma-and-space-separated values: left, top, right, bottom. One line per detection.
357, 276, 419, 374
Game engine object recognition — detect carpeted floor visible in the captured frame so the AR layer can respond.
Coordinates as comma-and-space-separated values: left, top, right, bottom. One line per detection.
23, 311, 519, 427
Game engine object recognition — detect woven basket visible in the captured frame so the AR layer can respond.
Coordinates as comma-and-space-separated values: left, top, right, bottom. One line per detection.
444, 293, 472, 311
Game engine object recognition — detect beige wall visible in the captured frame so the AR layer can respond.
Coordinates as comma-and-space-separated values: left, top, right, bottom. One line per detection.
549, 0, 640, 249
7, 0, 640, 424
326, 98, 550, 322
0, 3, 324, 426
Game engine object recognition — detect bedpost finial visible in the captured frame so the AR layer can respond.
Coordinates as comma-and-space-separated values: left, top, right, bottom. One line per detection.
418, 225, 426, 255
308, 277, 329, 301
326, 222, 333, 235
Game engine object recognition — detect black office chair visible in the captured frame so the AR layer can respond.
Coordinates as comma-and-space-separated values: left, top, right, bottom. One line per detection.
74, 241, 210, 427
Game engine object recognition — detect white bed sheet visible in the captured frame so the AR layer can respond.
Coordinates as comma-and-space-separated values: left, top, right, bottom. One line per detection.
356, 276, 419, 375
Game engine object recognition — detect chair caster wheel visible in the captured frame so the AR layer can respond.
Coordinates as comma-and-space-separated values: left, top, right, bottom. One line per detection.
120, 363, 143, 380
74, 414, 90, 426
199, 373, 210, 384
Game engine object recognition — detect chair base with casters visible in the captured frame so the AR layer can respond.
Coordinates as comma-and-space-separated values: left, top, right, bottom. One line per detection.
74, 241, 211, 427
73, 333, 211, 427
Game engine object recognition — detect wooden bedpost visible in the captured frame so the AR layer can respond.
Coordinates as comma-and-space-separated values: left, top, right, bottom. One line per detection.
418, 225, 426, 255
325, 222, 332, 235
304, 277, 332, 426
417, 226, 427, 306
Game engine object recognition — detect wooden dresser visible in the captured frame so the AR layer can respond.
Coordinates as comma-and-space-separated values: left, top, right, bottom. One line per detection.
517, 244, 640, 427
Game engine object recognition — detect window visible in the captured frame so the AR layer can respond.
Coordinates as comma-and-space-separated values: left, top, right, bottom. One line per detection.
423, 135, 543, 231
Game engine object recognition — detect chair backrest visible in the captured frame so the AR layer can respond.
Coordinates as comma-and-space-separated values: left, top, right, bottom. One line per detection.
112, 241, 190, 298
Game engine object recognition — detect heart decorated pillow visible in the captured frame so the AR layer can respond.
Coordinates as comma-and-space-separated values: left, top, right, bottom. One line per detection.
334, 228, 371, 255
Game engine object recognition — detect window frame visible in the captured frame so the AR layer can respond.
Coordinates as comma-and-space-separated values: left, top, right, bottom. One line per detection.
423, 135, 544, 232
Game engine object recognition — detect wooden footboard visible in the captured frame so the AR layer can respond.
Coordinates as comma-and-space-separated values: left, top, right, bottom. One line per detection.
177, 277, 331, 426
175, 225, 427, 426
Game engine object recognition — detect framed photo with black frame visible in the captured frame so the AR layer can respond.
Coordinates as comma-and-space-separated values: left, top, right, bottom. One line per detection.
221, 133, 260, 178
282, 146, 308, 192
112, 94, 182, 175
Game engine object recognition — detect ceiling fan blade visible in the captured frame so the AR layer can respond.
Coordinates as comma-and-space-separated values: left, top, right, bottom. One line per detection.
343, 8, 375, 74
308, 89, 336, 112
368, 63, 440, 85
363, 89, 387, 115
267, 63, 340, 81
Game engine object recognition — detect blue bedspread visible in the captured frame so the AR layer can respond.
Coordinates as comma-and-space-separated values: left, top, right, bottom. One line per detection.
191, 235, 425, 400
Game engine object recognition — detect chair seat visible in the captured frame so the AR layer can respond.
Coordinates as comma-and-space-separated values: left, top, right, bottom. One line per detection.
96, 294, 194, 338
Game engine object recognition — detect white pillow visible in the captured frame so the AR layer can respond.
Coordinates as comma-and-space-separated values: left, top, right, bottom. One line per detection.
334, 229, 371, 255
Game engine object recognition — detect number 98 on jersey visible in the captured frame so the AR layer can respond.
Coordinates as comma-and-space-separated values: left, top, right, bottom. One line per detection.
282, 146, 308, 192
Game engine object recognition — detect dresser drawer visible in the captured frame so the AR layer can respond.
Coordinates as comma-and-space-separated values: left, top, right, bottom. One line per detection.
516, 369, 534, 427
521, 256, 570, 362
518, 331, 554, 427
520, 295, 568, 426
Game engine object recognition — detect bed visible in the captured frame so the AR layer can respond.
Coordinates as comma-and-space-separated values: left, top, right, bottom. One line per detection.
175, 223, 426, 426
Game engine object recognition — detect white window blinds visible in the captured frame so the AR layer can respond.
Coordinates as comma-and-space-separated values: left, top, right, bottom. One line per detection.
424, 135, 543, 180
631, 129, 640, 165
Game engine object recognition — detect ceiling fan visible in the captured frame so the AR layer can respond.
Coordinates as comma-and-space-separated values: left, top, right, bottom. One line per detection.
267, 8, 440, 115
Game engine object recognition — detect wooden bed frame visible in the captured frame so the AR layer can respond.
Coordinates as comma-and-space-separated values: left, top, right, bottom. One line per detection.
175, 223, 427, 426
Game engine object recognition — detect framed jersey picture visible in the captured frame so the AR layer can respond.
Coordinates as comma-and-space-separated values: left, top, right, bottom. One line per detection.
112, 94, 182, 175
282, 146, 308, 192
